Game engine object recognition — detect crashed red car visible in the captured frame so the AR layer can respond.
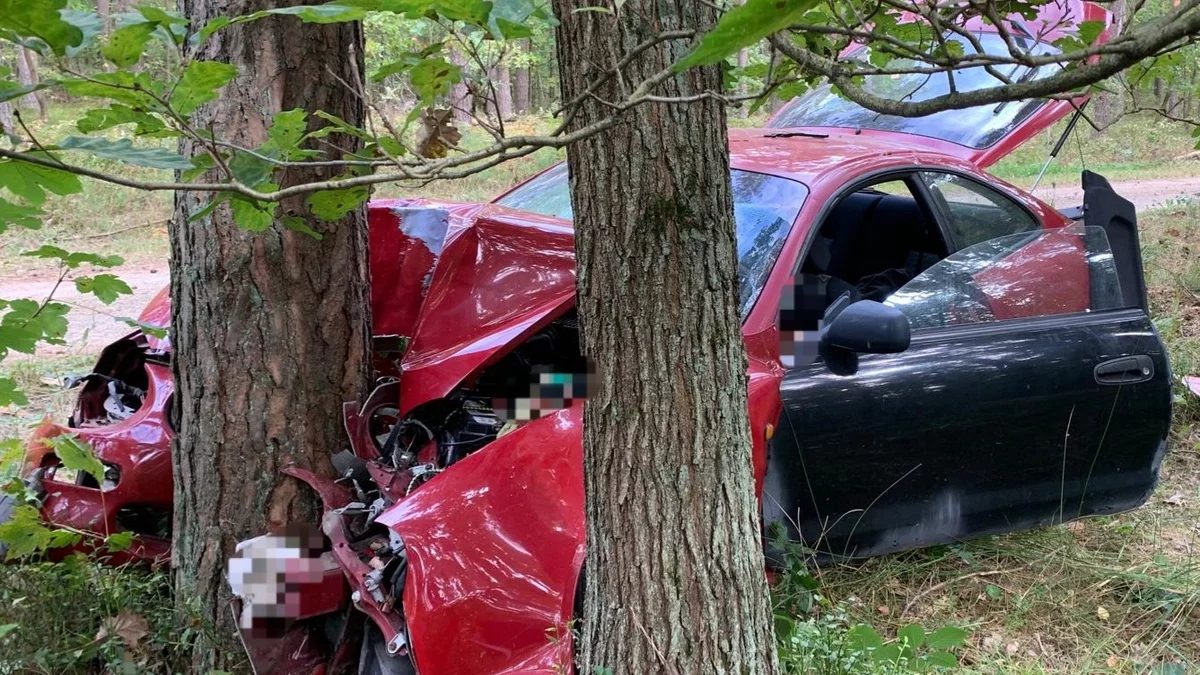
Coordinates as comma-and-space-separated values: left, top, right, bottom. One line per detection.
14, 1, 1173, 672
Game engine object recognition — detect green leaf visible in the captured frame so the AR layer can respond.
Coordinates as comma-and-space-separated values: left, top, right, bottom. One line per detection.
56, 136, 193, 170
76, 104, 169, 137
230, 196, 277, 231
117, 317, 168, 340
22, 245, 123, 269
0, 0, 85, 56
0, 504, 53, 559
268, 4, 368, 23
312, 111, 373, 140
871, 643, 902, 665
136, 5, 188, 26
675, 0, 819, 71
75, 274, 133, 305
0, 155, 84, 206
105, 531, 135, 552
262, 109, 318, 161
45, 435, 106, 485
170, 61, 239, 116
60, 10, 106, 57
926, 626, 969, 650
0, 377, 27, 406
307, 184, 370, 221
985, 584, 1004, 600
281, 215, 324, 240
228, 150, 274, 188
898, 624, 925, 649
1078, 19, 1105, 46
0, 81, 51, 105
102, 21, 157, 67
0, 198, 43, 234
846, 624, 884, 651
434, 0, 493, 24
924, 651, 959, 669
61, 71, 162, 108
410, 56, 461, 105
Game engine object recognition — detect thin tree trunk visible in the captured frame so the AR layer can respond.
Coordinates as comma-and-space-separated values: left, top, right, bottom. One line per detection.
492, 62, 514, 121
448, 48, 472, 123
737, 47, 750, 118
173, 0, 371, 668
98, 0, 113, 32
0, 101, 13, 139
513, 40, 530, 114
14, 47, 39, 114
554, 1, 779, 673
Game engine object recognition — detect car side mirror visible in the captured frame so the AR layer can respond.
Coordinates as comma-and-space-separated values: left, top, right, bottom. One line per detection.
822, 300, 911, 354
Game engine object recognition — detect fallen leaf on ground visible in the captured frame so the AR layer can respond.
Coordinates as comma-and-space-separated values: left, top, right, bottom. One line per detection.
1096, 606, 1110, 621
1163, 492, 1185, 506
96, 610, 149, 650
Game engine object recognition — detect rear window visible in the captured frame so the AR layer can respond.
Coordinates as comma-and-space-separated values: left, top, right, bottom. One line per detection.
496, 165, 808, 316
768, 32, 1061, 149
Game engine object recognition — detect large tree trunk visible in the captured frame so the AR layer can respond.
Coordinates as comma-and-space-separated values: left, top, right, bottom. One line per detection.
173, 0, 371, 666
513, 40, 530, 114
554, 1, 779, 674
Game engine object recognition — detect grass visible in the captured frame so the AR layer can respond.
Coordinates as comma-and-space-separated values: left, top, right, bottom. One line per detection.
990, 113, 1200, 188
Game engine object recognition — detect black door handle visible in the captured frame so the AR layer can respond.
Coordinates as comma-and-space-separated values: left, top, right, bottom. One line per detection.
1094, 355, 1154, 385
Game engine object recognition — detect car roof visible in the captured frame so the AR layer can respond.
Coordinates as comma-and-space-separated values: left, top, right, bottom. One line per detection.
726, 127, 959, 185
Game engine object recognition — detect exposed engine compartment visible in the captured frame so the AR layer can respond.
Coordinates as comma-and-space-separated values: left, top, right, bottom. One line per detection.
67, 334, 165, 428
312, 310, 583, 669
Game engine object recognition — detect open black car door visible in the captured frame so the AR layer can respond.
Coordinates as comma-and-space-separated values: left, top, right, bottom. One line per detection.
763, 174, 1172, 560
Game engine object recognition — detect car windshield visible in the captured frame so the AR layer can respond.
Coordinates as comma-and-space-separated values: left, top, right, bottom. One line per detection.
768, 32, 1061, 149
496, 164, 808, 317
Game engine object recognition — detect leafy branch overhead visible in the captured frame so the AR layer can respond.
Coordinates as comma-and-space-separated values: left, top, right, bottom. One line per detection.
0, 0, 1196, 233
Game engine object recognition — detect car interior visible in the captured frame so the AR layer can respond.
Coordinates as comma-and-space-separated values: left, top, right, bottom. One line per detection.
790, 178, 950, 328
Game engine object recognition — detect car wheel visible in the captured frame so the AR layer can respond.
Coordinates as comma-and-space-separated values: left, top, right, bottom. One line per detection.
0, 494, 16, 560
358, 623, 416, 675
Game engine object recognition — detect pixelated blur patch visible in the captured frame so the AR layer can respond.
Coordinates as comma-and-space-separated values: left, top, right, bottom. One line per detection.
778, 276, 838, 368
228, 524, 326, 639
493, 361, 596, 422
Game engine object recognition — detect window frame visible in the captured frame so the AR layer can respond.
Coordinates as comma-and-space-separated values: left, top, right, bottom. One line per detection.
918, 170, 1044, 251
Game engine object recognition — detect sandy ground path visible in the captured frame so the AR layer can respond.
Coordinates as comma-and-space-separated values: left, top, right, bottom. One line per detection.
2, 178, 1196, 359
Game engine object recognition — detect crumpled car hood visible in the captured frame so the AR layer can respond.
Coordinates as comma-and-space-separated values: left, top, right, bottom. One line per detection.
384, 201, 577, 415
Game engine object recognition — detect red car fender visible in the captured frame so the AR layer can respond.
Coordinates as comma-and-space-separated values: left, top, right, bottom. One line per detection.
376, 407, 586, 675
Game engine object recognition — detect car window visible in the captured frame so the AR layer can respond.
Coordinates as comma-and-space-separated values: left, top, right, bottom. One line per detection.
885, 224, 1123, 330
921, 172, 1040, 249
497, 165, 808, 317
767, 32, 1061, 149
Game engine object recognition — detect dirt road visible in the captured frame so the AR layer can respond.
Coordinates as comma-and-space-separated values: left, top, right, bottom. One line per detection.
2, 178, 1196, 359
3, 268, 168, 360
1033, 176, 1200, 211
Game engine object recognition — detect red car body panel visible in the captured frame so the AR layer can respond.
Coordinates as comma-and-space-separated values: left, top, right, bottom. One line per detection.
23, 79, 1100, 675
397, 206, 577, 416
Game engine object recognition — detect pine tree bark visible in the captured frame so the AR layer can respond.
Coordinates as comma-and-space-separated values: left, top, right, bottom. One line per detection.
513, 40, 530, 114
553, 1, 779, 673
173, 0, 371, 666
